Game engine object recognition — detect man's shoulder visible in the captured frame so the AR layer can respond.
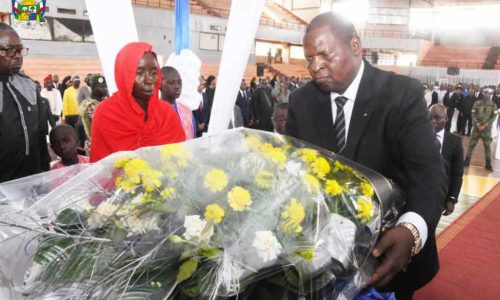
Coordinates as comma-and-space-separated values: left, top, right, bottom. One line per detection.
444, 131, 461, 145
289, 81, 320, 104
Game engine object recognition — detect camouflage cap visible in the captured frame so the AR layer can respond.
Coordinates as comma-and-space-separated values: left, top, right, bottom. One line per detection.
90, 74, 106, 88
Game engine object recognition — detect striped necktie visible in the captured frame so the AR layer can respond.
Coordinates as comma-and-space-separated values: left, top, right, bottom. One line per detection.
334, 96, 348, 154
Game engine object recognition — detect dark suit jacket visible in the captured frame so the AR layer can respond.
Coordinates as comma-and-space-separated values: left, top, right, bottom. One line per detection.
442, 131, 464, 201
235, 89, 250, 127
430, 91, 438, 107
286, 61, 447, 292
252, 85, 275, 132
492, 94, 500, 108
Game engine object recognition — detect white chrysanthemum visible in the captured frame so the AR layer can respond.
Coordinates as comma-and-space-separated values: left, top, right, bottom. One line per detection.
87, 202, 118, 230
96, 202, 118, 217
124, 213, 160, 236
252, 231, 282, 263
183, 215, 214, 241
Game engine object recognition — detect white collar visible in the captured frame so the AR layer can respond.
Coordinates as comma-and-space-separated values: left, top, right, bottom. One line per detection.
331, 60, 364, 101
436, 128, 445, 139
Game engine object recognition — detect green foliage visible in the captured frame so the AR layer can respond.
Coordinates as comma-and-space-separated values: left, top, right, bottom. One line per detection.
176, 259, 198, 283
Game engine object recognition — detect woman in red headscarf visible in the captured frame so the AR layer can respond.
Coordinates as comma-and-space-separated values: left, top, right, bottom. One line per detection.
90, 42, 185, 162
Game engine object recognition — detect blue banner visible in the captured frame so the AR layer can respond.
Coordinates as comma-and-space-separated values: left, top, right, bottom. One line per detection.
175, 0, 190, 54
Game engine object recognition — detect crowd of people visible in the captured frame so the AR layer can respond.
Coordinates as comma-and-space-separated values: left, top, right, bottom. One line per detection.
1, 12, 500, 298
423, 82, 500, 170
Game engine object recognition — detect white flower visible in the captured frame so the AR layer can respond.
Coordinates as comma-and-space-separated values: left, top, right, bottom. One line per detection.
96, 202, 118, 217
183, 215, 214, 242
252, 231, 282, 263
124, 213, 160, 236
86, 202, 118, 230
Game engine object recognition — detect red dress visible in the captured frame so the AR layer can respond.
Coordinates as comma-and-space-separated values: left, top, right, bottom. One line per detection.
90, 42, 185, 162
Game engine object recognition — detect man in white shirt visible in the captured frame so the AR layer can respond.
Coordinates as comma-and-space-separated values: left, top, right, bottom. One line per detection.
41, 75, 62, 123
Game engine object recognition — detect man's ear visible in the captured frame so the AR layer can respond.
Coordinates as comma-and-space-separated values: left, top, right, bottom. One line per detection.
350, 36, 362, 57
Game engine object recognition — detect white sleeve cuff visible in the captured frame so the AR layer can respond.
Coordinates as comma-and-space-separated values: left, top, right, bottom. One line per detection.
396, 212, 428, 248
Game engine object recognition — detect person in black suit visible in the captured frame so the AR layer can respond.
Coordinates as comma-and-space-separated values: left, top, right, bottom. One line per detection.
430, 85, 439, 108
252, 80, 275, 132
444, 86, 462, 132
430, 104, 464, 215
492, 86, 500, 109
285, 13, 447, 299
457, 89, 476, 135
235, 79, 250, 127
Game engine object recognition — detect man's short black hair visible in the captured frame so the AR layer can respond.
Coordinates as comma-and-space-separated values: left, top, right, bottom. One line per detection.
49, 124, 78, 145
161, 66, 178, 78
306, 12, 358, 44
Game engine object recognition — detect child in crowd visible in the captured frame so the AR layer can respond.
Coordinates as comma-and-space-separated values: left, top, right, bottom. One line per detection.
49, 125, 90, 170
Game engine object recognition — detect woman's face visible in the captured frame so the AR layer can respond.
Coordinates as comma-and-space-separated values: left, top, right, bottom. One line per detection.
133, 52, 158, 103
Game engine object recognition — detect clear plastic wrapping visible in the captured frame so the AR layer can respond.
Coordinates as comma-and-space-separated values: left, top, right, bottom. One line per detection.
0, 128, 404, 299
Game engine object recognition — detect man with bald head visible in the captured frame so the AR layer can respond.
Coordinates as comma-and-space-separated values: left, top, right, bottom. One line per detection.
0, 23, 50, 182
286, 12, 447, 299
430, 104, 464, 216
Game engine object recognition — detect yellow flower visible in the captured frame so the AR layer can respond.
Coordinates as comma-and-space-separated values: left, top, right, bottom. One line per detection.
311, 157, 331, 178
303, 174, 320, 194
281, 198, 305, 234
160, 187, 176, 199
356, 198, 374, 222
114, 156, 135, 168
160, 144, 193, 168
115, 158, 162, 194
298, 148, 318, 163
332, 160, 347, 173
298, 247, 315, 263
325, 179, 344, 196
204, 169, 228, 192
360, 182, 374, 198
260, 143, 287, 165
246, 135, 263, 150
227, 186, 252, 212
255, 170, 273, 189
205, 204, 225, 224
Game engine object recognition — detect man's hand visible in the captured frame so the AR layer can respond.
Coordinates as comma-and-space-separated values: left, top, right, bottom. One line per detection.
443, 199, 455, 216
366, 226, 414, 288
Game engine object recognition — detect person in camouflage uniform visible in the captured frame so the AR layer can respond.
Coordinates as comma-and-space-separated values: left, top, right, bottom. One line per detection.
79, 74, 108, 154
464, 88, 498, 171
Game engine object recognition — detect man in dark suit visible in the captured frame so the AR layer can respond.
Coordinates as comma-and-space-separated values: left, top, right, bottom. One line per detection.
286, 13, 447, 299
235, 79, 250, 127
430, 104, 464, 215
444, 86, 461, 132
430, 85, 439, 108
492, 86, 500, 109
458, 89, 476, 135
252, 80, 275, 132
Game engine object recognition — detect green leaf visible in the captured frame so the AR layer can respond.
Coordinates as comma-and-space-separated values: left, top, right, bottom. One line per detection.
176, 259, 198, 282
55, 208, 82, 225
179, 248, 196, 261
199, 247, 220, 259
169, 235, 183, 244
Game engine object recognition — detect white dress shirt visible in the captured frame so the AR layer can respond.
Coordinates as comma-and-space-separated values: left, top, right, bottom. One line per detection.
330, 60, 428, 248
436, 129, 444, 154
330, 60, 364, 139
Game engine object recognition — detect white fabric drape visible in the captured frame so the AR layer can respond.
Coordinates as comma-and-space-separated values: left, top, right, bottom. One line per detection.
207, 0, 265, 135
85, 0, 139, 94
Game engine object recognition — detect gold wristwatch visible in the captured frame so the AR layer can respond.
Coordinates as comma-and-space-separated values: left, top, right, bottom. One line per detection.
399, 222, 422, 256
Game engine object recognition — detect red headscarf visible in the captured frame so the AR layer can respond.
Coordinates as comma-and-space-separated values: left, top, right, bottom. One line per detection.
90, 42, 186, 162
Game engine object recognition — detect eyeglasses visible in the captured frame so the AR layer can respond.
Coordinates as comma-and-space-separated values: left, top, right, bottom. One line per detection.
0, 47, 29, 58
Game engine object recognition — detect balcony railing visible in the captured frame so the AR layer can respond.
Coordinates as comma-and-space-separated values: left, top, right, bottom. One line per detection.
131, 0, 305, 31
